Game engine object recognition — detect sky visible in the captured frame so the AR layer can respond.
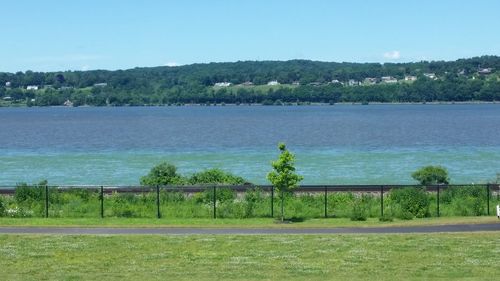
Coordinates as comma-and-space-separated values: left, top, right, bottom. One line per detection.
1, 0, 499, 72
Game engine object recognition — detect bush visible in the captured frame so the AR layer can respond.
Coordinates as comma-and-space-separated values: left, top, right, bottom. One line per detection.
389, 187, 430, 219
188, 168, 245, 185
14, 181, 47, 203
244, 188, 265, 218
0, 196, 5, 216
411, 166, 449, 185
140, 162, 185, 186
350, 199, 367, 221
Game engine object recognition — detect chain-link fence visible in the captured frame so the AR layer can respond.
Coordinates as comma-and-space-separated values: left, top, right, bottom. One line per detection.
0, 184, 498, 219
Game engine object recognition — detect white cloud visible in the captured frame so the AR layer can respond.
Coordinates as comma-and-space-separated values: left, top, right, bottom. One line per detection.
165, 62, 179, 67
383, 50, 401, 60
81, 65, 90, 71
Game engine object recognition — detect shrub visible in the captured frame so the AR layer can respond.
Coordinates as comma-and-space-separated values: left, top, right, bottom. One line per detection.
389, 187, 430, 219
350, 199, 367, 221
0, 196, 5, 216
411, 166, 449, 185
188, 168, 245, 185
140, 162, 185, 186
244, 187, 265, 218
14, 181, 47, 203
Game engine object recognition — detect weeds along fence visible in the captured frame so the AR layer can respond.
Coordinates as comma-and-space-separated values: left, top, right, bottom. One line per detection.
0, 184, 499, 220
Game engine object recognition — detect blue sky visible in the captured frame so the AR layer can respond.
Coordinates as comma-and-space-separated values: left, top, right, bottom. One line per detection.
1, 0, 499, 72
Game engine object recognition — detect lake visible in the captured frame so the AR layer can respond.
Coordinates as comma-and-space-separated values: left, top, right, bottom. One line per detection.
0, 104, 499, 185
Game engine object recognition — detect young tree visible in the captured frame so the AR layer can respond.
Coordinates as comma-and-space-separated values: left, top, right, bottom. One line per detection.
411, 165, 449, 186
267, 143, 303, 221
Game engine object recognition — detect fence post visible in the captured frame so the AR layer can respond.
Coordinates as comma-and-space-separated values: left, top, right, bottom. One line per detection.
324, 186, 328, 218
436, 185, 440, 217
156, 185, 161, 219
100, 186, 104, 218
45, 184, 49, 218
486, 184, 490, 216
380, 185, 384, 218
270, 186, 274, 218
213, 186, 217, 219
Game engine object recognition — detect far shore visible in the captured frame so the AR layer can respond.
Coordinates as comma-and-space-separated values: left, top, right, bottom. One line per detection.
1, 100, 499, 108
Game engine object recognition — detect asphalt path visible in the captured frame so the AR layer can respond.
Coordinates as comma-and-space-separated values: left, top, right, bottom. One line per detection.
0, 223, 499, 235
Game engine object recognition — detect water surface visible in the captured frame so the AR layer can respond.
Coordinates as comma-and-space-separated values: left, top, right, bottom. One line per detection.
1, 104, 499, 185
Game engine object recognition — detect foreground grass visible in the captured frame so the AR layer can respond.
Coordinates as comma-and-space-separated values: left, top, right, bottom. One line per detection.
0, 216, 498, 228
1, 233, 499, 280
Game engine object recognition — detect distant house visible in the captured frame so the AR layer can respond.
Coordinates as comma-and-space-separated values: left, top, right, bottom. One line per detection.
292, 81, 300, 86
5, 81, 11, 87
2, 96, 12, 101
267, 80, 280, 86
458, 69, 466, 75
330, 79, 341, 84
404, 75, 417, 81
347, 79, 360, 86
60, 86, 74, 90
423, 73, 437, 79
381, 76, 398, 83
214, 82, 231, 87
241, 81, 253, 86
363, 77, 377, 85
63, 100, 74, 107
478, 68, 492, 74
26, 85, 39, 90
93, 83, 108, 87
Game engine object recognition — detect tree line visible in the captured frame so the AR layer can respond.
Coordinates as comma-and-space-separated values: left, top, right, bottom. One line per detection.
1, 56, 499, 106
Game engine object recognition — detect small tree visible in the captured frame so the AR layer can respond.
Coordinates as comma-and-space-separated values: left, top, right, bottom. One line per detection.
140, 162, 184, 186
411, 165, 449, 186
267, 143, 303, 221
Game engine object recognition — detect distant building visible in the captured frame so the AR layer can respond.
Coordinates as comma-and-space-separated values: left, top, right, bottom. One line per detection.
60, 86, 74, 90
2, 96, 12, 101
267, 80, 280, 86
404, 75, 417, 81
458, 69, 466, 75
5, 81, 11, 87
26, 85, 38, 90
93, 83, 108, 87
347, 79, 360, 86
214, 82, 232, 87
381, 76, 398, 83
330, 79, 341, 84
63, 100, 74, 107
241, 81, 253, 86
423, 73, 437, 80
478, 68, 492, 74
363, 77, 377, 85
292, 81, 300, 86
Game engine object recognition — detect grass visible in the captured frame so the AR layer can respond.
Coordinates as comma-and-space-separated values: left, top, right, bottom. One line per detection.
0, 216, 498, 228
1, 233, 499, 280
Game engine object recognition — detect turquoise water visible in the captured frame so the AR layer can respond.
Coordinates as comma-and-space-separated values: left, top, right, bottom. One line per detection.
0, 105, 499, 185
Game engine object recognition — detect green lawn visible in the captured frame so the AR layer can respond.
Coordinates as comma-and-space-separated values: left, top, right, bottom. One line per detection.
0, 216, 498, 228
1, 233, 499, 280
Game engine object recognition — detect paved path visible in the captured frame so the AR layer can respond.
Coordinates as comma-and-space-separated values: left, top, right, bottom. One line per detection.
0, 223, 499, 235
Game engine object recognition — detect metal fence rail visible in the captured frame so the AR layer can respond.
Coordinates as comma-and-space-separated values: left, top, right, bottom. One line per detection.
0, 184, 498, 219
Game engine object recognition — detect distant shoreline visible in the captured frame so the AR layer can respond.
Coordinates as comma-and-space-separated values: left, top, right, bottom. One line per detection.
1, 101, 499, 108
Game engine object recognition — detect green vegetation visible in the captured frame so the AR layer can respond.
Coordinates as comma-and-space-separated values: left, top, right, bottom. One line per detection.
0, 183, 497, 220
1, 233, 499, 280
267, 143, 303, 221
412, 165, 450, 185
1, 56, 499, 106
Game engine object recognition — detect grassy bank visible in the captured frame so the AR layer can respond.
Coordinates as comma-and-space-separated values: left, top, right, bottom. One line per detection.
0, 216, 498, 228
1, 233, 499, 280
